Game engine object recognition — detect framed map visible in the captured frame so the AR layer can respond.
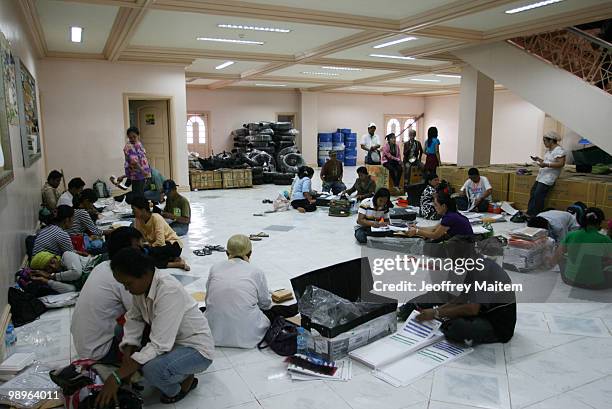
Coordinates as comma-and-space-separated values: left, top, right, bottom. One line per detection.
0, 31, 18, 126
0, 33, 14, 190
16, 57, 41, 167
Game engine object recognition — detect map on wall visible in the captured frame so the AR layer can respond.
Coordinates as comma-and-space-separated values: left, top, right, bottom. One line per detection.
0, 31, 18, 126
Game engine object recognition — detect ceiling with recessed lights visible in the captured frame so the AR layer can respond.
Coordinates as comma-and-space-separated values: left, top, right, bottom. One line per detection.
24, 0, 612, 95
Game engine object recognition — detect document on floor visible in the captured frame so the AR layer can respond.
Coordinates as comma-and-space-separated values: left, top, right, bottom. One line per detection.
472, 225, 492, 235
371, 225, 411, 233
374, 339, 473, 387
287, 356, 352, 382
349, 310, 443, 369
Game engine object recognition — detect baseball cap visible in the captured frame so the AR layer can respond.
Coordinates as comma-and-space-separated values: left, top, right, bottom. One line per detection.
368, 122, 377, 128
162, 179, 177, 193
543, 131, 561, 141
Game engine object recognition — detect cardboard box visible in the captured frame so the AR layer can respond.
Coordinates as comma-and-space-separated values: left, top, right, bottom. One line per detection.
438, 166, 510, 201
366, 165, 389, 191
189, 170, 222, 190
221, 168, 253, 189
596, 181, 612, 221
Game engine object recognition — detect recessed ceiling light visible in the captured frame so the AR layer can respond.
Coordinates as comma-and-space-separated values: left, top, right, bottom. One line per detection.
255, 83, 287, 87
218, 24, 291, 33
435, 74, 461, 78
215, 61, 235, 70
373, 37, 418, 49
369, 54, 415, 60
321, 66, 362, 71
196, 37, 264, 45
505, 0, 563, 14
70, 26, 83, 43
301, 71, 339, 76
410, 78, 441, 82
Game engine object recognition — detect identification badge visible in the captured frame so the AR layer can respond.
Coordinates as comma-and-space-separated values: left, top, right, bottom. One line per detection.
173, 208, 181, 217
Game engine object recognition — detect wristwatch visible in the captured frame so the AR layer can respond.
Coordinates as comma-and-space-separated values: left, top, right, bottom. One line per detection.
433, 305, 440, 319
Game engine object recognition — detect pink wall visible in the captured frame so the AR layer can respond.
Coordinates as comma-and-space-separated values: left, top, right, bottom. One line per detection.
0, 1, 46, 308
39, 60, 189, 186
424, 90, 545, 164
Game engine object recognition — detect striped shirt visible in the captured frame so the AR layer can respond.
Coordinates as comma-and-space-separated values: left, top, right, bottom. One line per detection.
66, 209, 102, 236
358, 197, 389, 222
33, 225, 75, 256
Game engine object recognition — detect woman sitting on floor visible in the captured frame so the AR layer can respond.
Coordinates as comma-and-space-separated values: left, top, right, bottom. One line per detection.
291, 166, 317, 213
354, 188, 392, 244
420, 173, 441, 220
33, 205, 85, 257
96, 248, 214, 406
131, 196, 190, 271
66, 188, 110, 237
404, 192, 473, 241
550, 207, 612, 289
205, 234, 298, 348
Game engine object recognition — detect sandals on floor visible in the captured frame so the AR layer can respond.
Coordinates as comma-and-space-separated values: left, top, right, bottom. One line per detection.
207, 245, 225, 252
160, 378, 198, 404
253, 232, 269, 238
193, 248, 212, 256
249, 236, 262, 241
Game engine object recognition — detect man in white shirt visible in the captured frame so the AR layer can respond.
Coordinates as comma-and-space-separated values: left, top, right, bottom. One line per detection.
71, 227, 140, 362
361, 122, 381, 165
57, 177, 86, 207
458, 167, 493, 212
205, 234, 297, 348
527, 131, 566, 217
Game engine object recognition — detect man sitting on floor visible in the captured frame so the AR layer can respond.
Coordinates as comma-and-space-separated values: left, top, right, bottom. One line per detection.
161, 179, 191, 237
341, 166, 376, 201
457, 167, 492, 212
320, 150, 346, 195
41, 170, 63, 212
205, 234, 298, 348
58, 177, 85, 207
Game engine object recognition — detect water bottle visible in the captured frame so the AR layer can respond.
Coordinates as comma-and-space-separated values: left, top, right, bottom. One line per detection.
5, 323, 17, 357
296, 327, 308, 355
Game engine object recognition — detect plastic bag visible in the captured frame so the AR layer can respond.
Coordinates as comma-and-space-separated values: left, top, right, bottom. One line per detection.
298, 286, 381, 328
272, 192, 290, 212
0, 364, 61, 408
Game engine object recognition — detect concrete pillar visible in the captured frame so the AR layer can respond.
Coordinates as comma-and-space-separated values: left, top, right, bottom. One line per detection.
457, 66, 494, 166
299, 91, 318, 166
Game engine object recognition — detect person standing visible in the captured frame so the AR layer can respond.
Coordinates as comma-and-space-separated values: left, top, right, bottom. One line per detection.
360, 123, 381, 165
527, 131, 566, 217
382, 133, 403, 194
424, 127, 441, 176
320, 151, 346, 195
403, 129, 423, 188
123, 127, 151, 197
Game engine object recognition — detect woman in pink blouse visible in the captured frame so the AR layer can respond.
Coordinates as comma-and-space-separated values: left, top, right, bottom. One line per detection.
122, 127, 151, 197
382, 133, 403, 193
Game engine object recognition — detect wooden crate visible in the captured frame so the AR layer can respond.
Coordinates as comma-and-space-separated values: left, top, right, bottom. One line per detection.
189, 170, 222, 190
221, 168, 253, 189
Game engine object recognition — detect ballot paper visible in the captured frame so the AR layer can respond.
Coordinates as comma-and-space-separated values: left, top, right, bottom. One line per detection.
349, 311, 443, 369
289, 358, 352, 382
472, 225, 491, 235
501, 201, 519, 216
371, 225, 411, 233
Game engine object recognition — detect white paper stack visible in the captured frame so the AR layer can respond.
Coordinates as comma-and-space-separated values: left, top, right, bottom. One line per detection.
38, 292, 79, 308
0, 353, 35, 380
510, 227, 548, 240
288, 357, 352, 382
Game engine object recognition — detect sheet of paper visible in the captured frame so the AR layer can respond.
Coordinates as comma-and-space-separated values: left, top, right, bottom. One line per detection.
472, 226, 491, 234
371, 225, 410, 233
501, 201, 519, 216
288, 358, 351, 382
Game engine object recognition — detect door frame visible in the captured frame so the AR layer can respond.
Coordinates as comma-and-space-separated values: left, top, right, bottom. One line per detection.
187, 111, 212, 157
123, 93, 174, 179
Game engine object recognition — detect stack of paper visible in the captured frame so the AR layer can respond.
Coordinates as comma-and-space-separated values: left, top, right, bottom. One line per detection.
510, 227, 548, 240
461, 212, 483, 224
288, 357, 352, 382
371, 225, 411, 233
349, 311, 443, 368
0, 353, 35, 380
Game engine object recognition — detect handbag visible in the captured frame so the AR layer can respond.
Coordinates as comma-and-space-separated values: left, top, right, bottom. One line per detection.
257, 316, 298, 356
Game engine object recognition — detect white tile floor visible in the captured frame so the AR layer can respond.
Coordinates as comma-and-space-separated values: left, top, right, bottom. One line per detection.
14, 168, 612, 409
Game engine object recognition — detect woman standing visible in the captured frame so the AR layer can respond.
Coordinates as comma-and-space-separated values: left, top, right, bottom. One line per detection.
122, 127, 151, 197
382, 134, 403, 194
424, 127, 441, 176
420, 173, 441, 220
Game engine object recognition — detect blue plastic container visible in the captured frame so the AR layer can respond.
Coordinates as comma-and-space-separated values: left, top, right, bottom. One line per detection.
318, 133, 333, 142
344, 141, 357, 149
344, 147, 357, 155
335, 151, 345, 161
332, 133, 344, 144
345, 133, 357, 142
318, 142, 333, 150
337, 128, 351, 134
344, 157, 357, 166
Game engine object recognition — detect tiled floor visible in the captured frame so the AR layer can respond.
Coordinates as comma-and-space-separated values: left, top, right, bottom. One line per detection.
14, 168, 612, 409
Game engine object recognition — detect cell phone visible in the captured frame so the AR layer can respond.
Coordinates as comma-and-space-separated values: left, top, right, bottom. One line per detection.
530, 156, 538, 161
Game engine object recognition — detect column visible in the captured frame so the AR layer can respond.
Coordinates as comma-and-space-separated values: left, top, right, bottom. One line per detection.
299, 91, 318, 166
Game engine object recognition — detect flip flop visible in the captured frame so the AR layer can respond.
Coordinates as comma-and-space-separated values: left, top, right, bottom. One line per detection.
249, 236, 262, 241
254, 232, 269, 238
193, 248, 213, 256
253, 213, 264, 216
206, 245, 226, 252
160, 377, 198, 404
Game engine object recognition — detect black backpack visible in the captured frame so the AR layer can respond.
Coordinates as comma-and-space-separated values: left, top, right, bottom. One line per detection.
257, 317, 298, 356
8, 287, 47, 327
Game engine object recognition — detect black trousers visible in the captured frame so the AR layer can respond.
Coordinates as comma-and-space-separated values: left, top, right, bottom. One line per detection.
148, 242, 182, 268
130, 179, 146, 197
291, 199, 316, 212
527, 181, 552, 216
384, 161, 403, 188
262, 304, 299, 322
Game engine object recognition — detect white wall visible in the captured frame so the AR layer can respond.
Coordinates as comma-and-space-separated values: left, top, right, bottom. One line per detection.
424, 90, 545, 164
39, 61, 188, 186
0, 1, 45, 308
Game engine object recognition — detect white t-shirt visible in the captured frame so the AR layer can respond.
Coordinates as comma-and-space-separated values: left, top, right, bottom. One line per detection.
71, 261, 133, 360
57, 191, 74, 207
461, 176, 492, 201
536, 145, 566, 186
361, 133, 381, 150
205, 258, 272, 348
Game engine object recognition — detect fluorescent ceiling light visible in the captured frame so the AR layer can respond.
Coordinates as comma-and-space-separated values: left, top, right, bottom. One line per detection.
373, 37, 418, 49
196, 37, 264, 45
505, 0, 563, 14
369, 54, 415, 60
301, 71, 339, 76
215, 61, 235, 70
255, 83, 286, 87
70, 26, 82, 43
410, 78, 441, 82
218, 24, 291, 33
321, 66, 362, 71
435, 74, 461, 78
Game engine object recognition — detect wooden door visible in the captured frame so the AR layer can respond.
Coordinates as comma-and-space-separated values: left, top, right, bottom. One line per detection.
131, 100, 171, 178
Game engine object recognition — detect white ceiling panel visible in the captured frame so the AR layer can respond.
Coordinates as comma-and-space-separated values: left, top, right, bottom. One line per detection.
337, 86, 411, 93
233, 0, 455, 20
187, 59, 268, 74
445, 0, 611, 32
188, 79, 218, 85
36, 0, 118, 53
235, 80, 319, 88
383, 73, 462, 86
130, 10, 360, 54
260, 64, 395, 80
326, 35, 443, 63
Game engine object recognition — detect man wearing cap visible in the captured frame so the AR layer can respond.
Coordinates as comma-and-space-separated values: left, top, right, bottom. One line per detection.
361, 123, 381, 165
527, 131, 566, 217
161, 180, 191, 236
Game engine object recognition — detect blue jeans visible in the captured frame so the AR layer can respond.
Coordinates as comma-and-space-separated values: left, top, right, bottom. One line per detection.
322, 181, 347, 195
355, 227, 370, 244
170, 222, 189, 236
141, 346, 212, 397
527, 181, 552, 216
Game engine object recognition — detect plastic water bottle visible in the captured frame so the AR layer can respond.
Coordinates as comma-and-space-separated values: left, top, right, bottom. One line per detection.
296, 327, 308, 355
5, 323, 17, 357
